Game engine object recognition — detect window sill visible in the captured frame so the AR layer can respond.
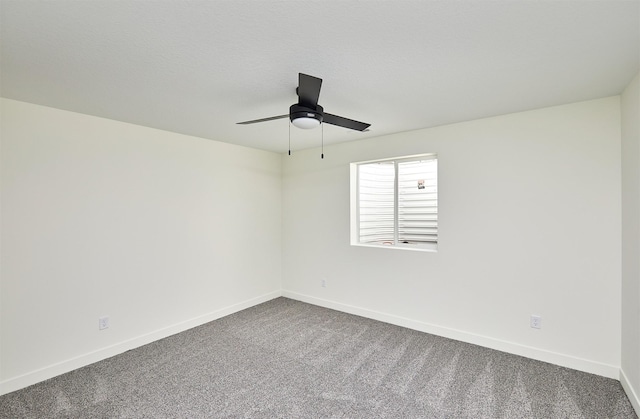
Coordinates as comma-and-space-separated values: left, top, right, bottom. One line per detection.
351, 243, 438, 253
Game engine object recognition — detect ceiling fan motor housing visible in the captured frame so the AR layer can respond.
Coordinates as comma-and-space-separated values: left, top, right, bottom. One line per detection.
290, 103, 323, 127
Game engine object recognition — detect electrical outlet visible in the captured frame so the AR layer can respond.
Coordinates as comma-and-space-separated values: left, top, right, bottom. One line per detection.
321, 279, 326, 288
530, 315, 542, 329
99, 316, 109, 330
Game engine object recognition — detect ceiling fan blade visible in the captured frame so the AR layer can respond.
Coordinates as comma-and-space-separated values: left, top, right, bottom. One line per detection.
323, 113, 370, 131
297, 73, 322, 108
236, 114, 289, 125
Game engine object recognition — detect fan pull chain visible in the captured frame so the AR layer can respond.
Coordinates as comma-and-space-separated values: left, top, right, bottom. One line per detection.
321, 123, 324, 159
288, 120, 291, 156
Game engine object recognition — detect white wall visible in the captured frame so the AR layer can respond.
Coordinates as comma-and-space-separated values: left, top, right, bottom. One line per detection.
0, 99, 282, 394
621, 71, 640, 413
282, 97, 622, 378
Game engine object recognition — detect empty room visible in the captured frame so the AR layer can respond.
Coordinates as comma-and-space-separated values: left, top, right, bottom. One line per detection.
1, 0, 639, 417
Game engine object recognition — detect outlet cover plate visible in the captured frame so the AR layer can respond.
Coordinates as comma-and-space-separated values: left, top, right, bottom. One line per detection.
99, 316, 109, 330
530, 315, 542, 329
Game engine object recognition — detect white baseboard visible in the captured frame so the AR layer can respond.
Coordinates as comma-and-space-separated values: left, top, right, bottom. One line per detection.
621, 369, 640, 416
2, 290, 624, 397
282, 290, 620, 380
0, 290, 281, 396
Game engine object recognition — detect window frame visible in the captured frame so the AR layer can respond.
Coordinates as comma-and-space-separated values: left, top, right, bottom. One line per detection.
350, 153, 438, 252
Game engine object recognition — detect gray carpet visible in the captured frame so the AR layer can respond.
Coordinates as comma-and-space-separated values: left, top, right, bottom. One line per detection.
0, 297, 636, 418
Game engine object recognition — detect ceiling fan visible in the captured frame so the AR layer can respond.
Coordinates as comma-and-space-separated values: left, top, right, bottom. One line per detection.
237, 73, 371, 132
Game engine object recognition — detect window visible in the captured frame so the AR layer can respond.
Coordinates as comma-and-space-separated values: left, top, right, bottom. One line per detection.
351, 154, 437, 251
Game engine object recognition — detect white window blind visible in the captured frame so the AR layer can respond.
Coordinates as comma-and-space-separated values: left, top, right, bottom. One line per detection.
358, 162, 395, 244
355, 155, 437, 249
398, 159, 438, 244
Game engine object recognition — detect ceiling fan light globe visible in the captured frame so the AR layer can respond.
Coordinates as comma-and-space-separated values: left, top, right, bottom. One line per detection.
292, 116, 321, 129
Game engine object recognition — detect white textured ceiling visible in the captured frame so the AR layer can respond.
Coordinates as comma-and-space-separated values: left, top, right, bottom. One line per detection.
1, 1, 638, 153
